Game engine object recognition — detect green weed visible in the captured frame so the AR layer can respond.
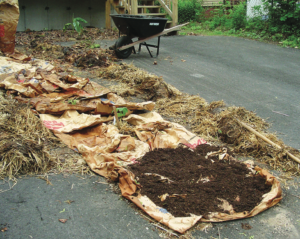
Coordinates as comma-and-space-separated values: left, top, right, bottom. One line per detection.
64, 14, 88, 35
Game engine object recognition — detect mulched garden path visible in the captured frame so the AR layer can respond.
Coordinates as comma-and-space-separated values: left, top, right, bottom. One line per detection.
129, 144, 271, 218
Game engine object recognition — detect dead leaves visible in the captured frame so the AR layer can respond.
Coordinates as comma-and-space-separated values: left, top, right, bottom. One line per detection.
58, 219, 68, 223
64, 200, 74, 204
241, 222, 252, 230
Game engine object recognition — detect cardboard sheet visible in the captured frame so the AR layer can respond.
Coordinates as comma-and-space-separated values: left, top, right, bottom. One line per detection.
40, 110, 113, 133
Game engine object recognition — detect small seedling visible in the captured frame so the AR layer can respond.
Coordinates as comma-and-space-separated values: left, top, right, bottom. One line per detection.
68, 99, 77, 105
134, 179, 140, 185
63, 14, 88, 35
90, 44, 100, 49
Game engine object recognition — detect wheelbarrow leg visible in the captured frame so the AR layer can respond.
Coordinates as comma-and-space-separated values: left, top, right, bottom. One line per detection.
137, 36, 161, 58
145, 43, 153, 58
157, 36, 161, 56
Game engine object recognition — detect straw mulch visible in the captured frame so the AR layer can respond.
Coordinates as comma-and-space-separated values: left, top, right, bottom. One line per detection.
0, 92, 91, 179
100, 63, 181, 101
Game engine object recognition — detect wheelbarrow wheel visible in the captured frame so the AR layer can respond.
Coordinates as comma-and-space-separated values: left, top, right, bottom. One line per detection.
115, 36, 133, 59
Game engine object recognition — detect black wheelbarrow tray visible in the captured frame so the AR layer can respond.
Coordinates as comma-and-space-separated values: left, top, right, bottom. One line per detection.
110, 14, 188, 59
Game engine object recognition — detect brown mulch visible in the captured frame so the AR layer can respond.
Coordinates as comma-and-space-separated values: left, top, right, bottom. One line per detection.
14, 28, 119, 67
129, 144, 271, 218
16, 28, 118, 46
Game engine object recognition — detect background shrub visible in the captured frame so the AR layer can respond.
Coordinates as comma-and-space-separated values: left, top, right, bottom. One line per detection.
178, 0, 204, 23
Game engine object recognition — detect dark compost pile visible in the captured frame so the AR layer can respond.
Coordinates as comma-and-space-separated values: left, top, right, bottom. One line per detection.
129, 144, 272, 218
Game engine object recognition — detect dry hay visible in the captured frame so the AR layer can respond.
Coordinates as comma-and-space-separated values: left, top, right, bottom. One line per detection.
48, 147, 93, 176
118, 120, 137, 137
100, 63, 181, 101
216, 107, 300, 174
0, 92, 60, 179
108, 82, 136, 98
0, 92, 93, 179
155, 94, 300, 175
155, 94, 224, 140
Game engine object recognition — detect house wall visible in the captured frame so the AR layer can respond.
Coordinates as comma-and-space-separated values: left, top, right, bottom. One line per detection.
17, 0, 107, 31
246, 0, 268, 18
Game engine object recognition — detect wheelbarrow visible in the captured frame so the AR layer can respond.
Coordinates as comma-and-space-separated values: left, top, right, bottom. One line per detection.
110, 14, 188, 59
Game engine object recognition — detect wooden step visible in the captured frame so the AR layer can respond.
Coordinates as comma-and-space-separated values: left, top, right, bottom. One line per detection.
137, 0, 155, 6
138, 13, 167, 16
137, 6, 161, 8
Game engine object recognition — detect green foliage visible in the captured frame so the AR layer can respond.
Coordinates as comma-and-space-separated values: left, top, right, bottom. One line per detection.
64, 15, 88, 35
90, 43, 100, 49
68, 99, 77, 105
206, 2, 246, 30
178, 0, 204, 23
263, 0, 300, 36
180, 0, 300, 48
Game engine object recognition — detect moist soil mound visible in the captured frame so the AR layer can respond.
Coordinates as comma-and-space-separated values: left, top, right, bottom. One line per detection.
129, 144, 272, 218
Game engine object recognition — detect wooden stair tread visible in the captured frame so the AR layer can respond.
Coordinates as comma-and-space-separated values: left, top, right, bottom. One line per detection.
138, 6, 161, 8
138, 13, 167, 16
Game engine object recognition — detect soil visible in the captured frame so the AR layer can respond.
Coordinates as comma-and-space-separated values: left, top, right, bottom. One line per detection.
129, 144, 272, 218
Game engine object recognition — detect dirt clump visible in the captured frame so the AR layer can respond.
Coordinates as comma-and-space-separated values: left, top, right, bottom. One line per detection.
129, 144, 271, 218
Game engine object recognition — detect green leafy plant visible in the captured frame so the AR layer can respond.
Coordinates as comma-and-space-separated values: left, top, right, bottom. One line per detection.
68, 99, 77, 105
178, 0, 204, 23
63, 15, 88, 35
90, 43, 100, 49
134, 179, 140, 185
263, 0, 300, 36
179, 0, 300, 48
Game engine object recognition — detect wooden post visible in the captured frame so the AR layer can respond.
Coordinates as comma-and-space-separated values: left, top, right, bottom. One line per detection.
131, 0, 138, 15
237, 120, 300, 164
172, 0, 178, 28
105, 0, 111, 29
